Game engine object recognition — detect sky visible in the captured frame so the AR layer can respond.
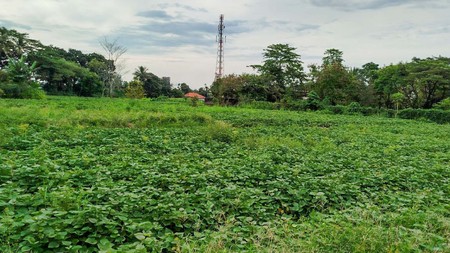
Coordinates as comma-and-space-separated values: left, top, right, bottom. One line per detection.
1, 0, 450, 89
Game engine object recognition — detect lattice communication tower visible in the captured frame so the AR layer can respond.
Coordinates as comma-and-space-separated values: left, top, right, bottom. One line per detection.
215, 14, 225, 80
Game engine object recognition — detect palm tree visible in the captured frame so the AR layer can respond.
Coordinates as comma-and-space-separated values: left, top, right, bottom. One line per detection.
133, 66, 150, 83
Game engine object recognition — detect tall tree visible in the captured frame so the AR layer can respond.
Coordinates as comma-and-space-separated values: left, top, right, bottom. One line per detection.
322, 48, 344, 66
313, 49, 362, 105
250, 44, 307, 101
132, 66, 163, 98
406, 57, 450, 108
178, 83, 191, 94
133, 66, 150, 83
210, 74, 244, 105
374, 64, 408, 108
100, 37, 126, 97
30, 47, 102, 96
0, 27, 43, 67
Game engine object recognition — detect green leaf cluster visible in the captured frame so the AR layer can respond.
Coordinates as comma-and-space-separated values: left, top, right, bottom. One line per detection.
0, 97, 449, 252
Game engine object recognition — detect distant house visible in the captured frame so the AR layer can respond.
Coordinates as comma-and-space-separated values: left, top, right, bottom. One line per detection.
184, 92, 205, 101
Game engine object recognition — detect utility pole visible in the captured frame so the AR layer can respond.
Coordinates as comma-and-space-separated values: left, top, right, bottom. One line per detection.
215, 14, 225, 81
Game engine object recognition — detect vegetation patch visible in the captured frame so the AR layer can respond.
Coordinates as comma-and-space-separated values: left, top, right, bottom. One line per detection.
0, 97, 449, 252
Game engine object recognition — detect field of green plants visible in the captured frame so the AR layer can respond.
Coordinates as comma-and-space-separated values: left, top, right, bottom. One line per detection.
0, 97, 449, 252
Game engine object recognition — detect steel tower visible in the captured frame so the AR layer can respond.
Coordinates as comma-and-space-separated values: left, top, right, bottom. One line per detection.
215, 14, 225, 80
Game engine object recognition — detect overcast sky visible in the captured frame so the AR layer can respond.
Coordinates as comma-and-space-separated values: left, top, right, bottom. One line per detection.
1, 0, 450, 88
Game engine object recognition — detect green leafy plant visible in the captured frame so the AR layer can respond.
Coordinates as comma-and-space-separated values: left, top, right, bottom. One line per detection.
0, 97, 449, 252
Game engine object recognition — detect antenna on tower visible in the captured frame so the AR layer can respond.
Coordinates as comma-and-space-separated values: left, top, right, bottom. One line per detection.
215, 14, 225, 81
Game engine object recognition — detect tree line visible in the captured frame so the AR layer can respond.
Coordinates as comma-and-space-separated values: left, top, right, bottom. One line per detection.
0, 27, 200, 99
211, 44, 450, 110
1, 27, 449, 110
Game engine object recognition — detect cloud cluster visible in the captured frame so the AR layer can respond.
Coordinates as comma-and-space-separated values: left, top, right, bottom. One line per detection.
0, 0, 449, 87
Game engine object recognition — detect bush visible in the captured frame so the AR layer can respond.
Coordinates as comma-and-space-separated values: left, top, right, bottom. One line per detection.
125, 80, 146, 99
205, 120, 236, 143
398, 108, 450, 124
0, 82, 45, 99
305, 91, 323, 111
22, 87, 46, 99
347, 102, 362, 114
190, 97, 199, 107
282, 99, 307, 111
327, 105, 346, 114
433, 98, 450, 110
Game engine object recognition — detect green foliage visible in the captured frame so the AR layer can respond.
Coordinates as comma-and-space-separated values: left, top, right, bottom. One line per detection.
190, 96, 199, 107
0, 97, 449, 252
312, 49, 364, 105
374, 57, 450, 109
125, 80, 146, 99
322, 48, 344, 66
433, 97, 450, 110
347, 102, 362, 114
31, 49, 103, 96
406, 57, 450, 108
133, 66, 168, 98
210, 74, 243, 105
391, 92, 405, 116
0, 27, 44, 68
250, 44, 307, 101
4, 55, 36, 83
205, 120, 236, 143
239, 101, 281, 110
305, 91, 322, 110
398, 108, 450, 124
0, 55, 45, 99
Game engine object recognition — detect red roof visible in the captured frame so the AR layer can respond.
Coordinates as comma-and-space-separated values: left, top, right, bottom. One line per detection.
184, 92, 205, 99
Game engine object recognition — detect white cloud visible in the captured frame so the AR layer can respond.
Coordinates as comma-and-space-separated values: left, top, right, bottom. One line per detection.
1, 0, 450, 88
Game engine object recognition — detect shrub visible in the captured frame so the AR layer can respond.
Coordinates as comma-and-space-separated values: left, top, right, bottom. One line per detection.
22, 87, 46, 99
305, 91, 322, 111
327, 105, 346, 114
282, 99, 307, 111
433, 98, 450, 110
205, 120, 236, 143
398, 108, 450, 124
0, 82, 45, 99
347, 102, 362, 114
190, 97, 199, 107
125, 80, 146, 99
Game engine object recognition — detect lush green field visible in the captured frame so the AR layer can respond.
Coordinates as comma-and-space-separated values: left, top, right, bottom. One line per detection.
0, 97, 449, 252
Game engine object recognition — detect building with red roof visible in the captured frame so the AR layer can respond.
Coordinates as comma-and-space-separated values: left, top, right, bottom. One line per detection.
184, 92, 205, 101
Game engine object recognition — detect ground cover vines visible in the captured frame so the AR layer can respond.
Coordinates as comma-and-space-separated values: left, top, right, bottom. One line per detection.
0, 97, 449, 252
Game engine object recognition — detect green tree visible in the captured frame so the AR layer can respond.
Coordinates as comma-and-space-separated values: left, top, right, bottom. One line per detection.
433, 97, 450, 110
374, 64, 408, 108
239, 73, 270, 101
355, 62, 380, 107
406, 57, 450, 108
125, 80, 146, 99
210, 74, 244, 105
391, 92, 405, 116
322, 48, 344, 66
30, 49, 102, 96
178, 83, 191, 94
132, 66, 163, 98
0, 55, 45, 99
250, 44, 307, 101
313, 49, 362, 105
0, 27, 43, 68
